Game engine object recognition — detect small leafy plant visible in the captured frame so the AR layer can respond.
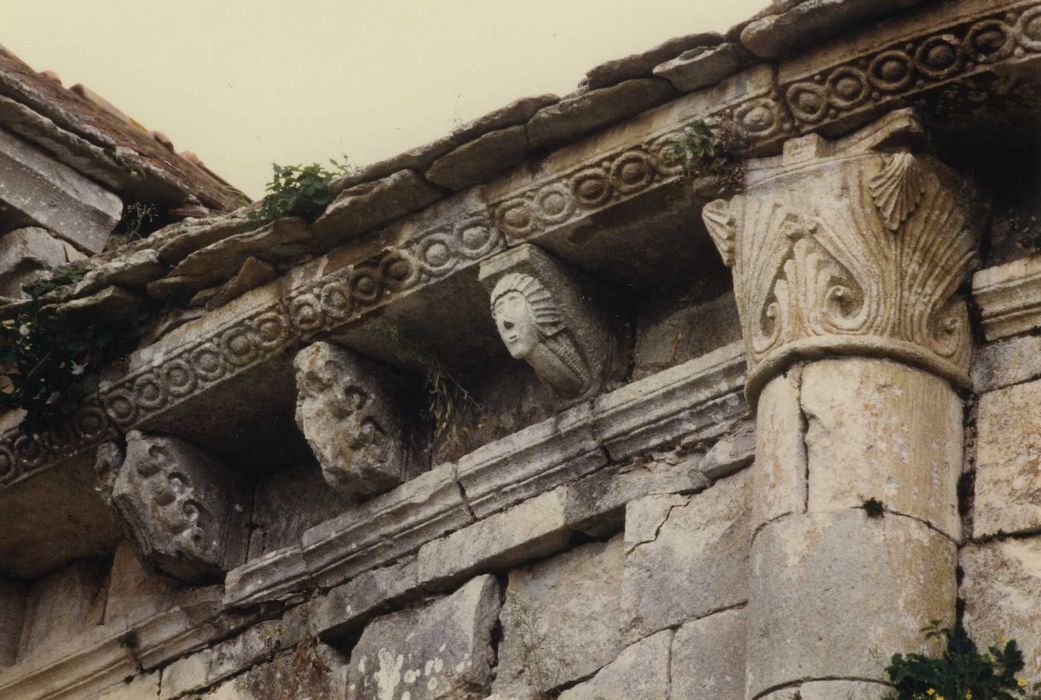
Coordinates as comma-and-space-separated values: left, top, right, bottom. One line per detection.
249, 158, 353, 226
116, 202, 159, 241
885, 621, 1036, 700
661, 118, 746, 196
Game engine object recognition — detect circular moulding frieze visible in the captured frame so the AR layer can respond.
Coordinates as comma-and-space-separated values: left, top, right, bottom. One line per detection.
569, 167, 613, 208
533, 183, 575, 224
102, 389, 139, 428
289, 294, 325, 334
190, 343, 226, 382
826, 66, 870, 109
734, 97, 782, 137
868, 50, 915, 92
1016, 6, 1041, 52
786, 83, 830, 123
133, 374, 167, 411
379, 250, 421, 293
649, 133, 684, 177
454, 219, 501, 260
914, 34, 963, 80
319, 279, 354, 321
74, 406, 110, 442
495, 198, 537, 239
965, 19, 1015, 63
348, 267, 382, 306
0, 443, 18, 485
414, 231, 459, 277
160, 359, 198, 398
220, 326, 259, 368
252, 310, 290, 349
609, 151, 656, 196
14, 433, 46, 469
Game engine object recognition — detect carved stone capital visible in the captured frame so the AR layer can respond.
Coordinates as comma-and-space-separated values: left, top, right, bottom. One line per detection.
702, 109, 982, 401
95, 431, 247, 582
294, 342, 406, 499
479, 244, 609, 401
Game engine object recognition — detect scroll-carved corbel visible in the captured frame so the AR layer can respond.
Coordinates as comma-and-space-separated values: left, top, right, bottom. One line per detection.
95, 431, 247, 582
479, 244, 610, 402
293, 342, 407, 500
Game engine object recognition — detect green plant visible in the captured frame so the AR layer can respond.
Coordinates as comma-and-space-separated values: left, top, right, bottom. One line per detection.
116, 202, 158, 241
661, 118, 746, 195
249, 158, 353, 226
23, 265, 87, 299
885, 621, 1036, 699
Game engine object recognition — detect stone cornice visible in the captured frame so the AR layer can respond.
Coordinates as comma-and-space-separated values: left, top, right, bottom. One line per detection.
972, 254, 1041, 341
0, 0, 1037, 492
224, 342, 748, 607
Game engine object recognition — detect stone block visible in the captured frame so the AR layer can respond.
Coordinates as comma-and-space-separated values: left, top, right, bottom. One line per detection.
557, 629, 672, 700
495, 537, 624, 696
759, 681, 892, 699
449, 94, 558, 144
0, 227, 71, 298
294, 342, 408, 499
801, 359, 963, 538
224, 545, 312, 608
416, 487, 571, 587
103, 541, 178, 627
746, 511, 957, 698
160, 619, 284, 699
584, 32, 723, 89
425, 125, 530, 191
962, 538, 1041, 684
346, 575, 500, 700
0, 577, 24, 666
621, 470, 750, 643
202, 643, 347, 700
247, 462, 347, 560
973, 335, 1041, 394
740, 0, 927, 59
97, 672, 160, 700
653, 42, 749, 93
976, 379, 1041, 537
526, 79, 676, 150
99, 431, 249, 582
671, 607, 746, 700
700, 419, 756, 481
0, 127, 121, 253
314, 557, 420, 641
302, 463, 473, 588
17, 560, 106, 659
974, 254, 1041, 341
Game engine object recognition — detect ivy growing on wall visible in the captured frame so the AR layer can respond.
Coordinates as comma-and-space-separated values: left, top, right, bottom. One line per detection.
249, 158, 354, 226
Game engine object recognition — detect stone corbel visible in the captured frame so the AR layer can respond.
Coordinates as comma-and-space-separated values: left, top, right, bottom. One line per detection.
94, 431, 248, 582
701, 108, 983, 403
479, 244, 610, 402
293, 342, 408, 500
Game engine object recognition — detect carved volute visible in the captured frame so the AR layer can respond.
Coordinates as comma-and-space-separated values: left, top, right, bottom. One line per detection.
702, 109, 982, 402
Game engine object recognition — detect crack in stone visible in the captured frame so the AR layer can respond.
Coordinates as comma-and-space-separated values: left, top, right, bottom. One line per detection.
625, 496, 690, 556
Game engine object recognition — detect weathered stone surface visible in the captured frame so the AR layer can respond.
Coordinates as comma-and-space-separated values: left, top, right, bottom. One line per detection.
425, 125, 530, 191
0, 226, 71, 298
49, 285, 148, 325
417, 487, 571, 587
701, 419, 755, 481
73, 248, 164, 297
315, 557, 420, 641
294, 342, 407, 499
479, 244, 610, 401
347, 575, 500, 700
653, 42, 749, 92
200, 256, 277, 310
495, 537, 624, 696
557, 629, 672, 700
760, 681, 892, 699
962, 538, 1041, 684
313, 169, 444, 245
973, 335, 1041, 394
103, 541, 178, 627
98, 431, 248, 582
976, 378, 1041, 538
526, 79, 676, 150
633, 288, 741, 380
97, 672, 160, 700
17, 560, 106, 659
201, 644, 347, 700
622, 470, 750, 643
740, 0, 927, 59
332, 136, 459, 192
302, 462, 472, 588
584, 32, 723, 89
974, 255, 1041, 341
0, 577, 25, 666
224, 545, 311, 608
671, 607, 746, 700
0, 127, 121, 253
247, 462, 347, 560
746, 511, 957, 698
450, 94, 558, 143
150, 211, 254, 266
565, 456, 708, 538
801, 359, 963, 538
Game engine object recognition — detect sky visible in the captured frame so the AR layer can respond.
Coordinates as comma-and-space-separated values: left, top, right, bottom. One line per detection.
1, 0, 769, 199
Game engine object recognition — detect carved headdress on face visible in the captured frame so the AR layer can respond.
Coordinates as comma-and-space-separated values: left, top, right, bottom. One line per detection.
490, 273, 590, 397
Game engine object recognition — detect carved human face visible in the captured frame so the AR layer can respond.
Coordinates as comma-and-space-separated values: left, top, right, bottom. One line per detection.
494, 291, 540, 359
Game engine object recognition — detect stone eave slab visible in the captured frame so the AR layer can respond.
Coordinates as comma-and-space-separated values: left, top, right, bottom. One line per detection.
973, 254, 1041, 341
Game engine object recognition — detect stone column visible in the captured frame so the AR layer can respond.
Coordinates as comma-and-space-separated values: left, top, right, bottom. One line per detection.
702, 109, 980, 700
